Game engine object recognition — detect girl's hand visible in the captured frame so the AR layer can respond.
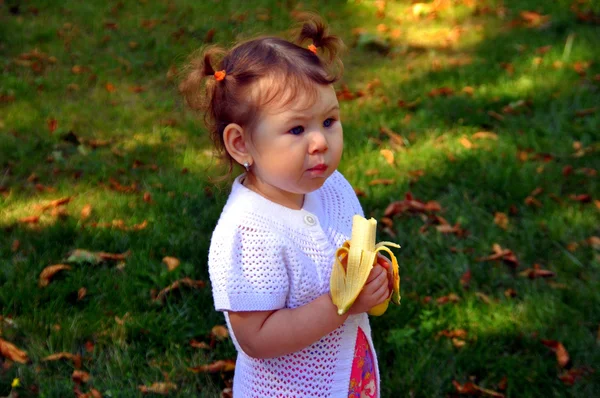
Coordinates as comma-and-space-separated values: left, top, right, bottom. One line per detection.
348, 265, 389, 315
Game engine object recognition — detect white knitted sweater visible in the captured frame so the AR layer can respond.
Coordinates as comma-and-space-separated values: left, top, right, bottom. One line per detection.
208, 170, 380, 397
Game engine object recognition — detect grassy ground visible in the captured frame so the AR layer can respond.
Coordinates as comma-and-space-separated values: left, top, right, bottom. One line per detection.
1, 0, 599, 396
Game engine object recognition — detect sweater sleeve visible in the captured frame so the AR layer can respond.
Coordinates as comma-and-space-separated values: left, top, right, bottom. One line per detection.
208, 220, 289, 312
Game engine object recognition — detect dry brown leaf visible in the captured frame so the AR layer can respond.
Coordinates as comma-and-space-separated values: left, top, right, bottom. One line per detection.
369, 178, 395, 186
559, 367, 594, 386
504, 288, 517, 298
452, 338, 467, 348
472, 131, 498, 140
460, 269, 471, 289
436, 293, 460, 305
569, 194, 592, 203
154, 278, 206, 302
211, 325, 229, 340
162, 256, 180, 272
380, 149, 395, 165
81, 204, 92, 220
138, 382, 178, 395
189, 359, 236, 373
364, 168, 380, 176
11, 240, 20, 252
519, 264, 555, 279
39, 264, 72, 287
476, 292, 492, 304
19, 215, 40, 224
477, 244, 519, 267
494, 212, 508, 229
428, 87, 454, 97
586, 236, 600, 249
0, 338, 29, 363
438, 329, 468, 339
524, 196, 543, 207
453, 380, 505, 397
541, 339, 570, 367
72, 370, 90, 384
43, 352, 82, 368
190, 340, 211, 349
78, 287, 87, 301
105, 83, 116, 92
48, 118, 58, 133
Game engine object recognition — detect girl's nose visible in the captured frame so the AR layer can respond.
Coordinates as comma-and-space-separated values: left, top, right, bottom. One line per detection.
308, 129, 328, 153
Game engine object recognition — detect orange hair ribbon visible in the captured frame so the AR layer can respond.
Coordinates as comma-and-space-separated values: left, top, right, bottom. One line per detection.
214, 70, 226, 81
308, 44, 318, 55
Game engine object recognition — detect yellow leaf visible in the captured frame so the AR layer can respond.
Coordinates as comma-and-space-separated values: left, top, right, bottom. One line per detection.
460, 137, 473, 149
380, 149, 395, 165
162, 256, 180, 271
138, 382, 178, 395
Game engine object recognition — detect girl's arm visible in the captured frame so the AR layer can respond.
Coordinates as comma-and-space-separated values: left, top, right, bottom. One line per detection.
228, 265, 389, 359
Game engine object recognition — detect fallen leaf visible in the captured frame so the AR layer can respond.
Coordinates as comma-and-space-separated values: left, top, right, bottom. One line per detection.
369, 178, 395, 186
519, 264, 555, 279
380, 149, 395, 165
472, 131, 498, 140
524, 196, 543, 207
162, 256, 180, 271
211, 325, 229, 340
43, 352, 82, 368
520, 10, 550, 27
575, 107, 598, 117
39, 264, 72, 287
476, 292, 493, 304
81, 204, 92, 220
569, 194, 592, 203
460, 269, 471, 289
460, 137, 473, 149
188, 359, 236, 373
488, 110, 505, 121
428, 87, 454, 97
504, 288, 517, 298
438, 329, 468, 339
494, 212, 508, 229
453, 380, 505, 397
190, 340, 210, 349
365, 169, 380, 176
154, 278, 206, 302
48, 118, 58, 133
11, 240, 20, 252
452, 338, 467, 348
105, 83, 116, 92
587, 236, 600, 249
436, 293, 460, 305
541, 339, 570, 367
477, 244, 519, 267
18, 215, 40, 224
559, 367, 594, 386
0, 338, 29, 363
138, 382, 178, 395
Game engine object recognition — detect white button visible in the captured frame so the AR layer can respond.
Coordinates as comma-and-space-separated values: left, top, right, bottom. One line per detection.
304, 215, 316, 226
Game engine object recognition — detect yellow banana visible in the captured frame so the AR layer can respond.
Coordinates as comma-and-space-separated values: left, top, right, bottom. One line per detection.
330, 215, 401, 316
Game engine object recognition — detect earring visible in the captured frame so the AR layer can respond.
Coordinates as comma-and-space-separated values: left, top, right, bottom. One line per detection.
243, 161, 250, 172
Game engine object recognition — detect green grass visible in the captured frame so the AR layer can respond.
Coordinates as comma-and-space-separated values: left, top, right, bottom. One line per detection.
1, 0, 599, 396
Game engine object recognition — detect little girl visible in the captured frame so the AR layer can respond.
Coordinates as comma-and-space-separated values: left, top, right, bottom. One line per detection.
180, 15, 390, 398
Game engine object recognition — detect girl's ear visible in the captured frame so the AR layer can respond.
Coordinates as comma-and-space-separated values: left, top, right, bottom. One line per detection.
223, 123, 252, 166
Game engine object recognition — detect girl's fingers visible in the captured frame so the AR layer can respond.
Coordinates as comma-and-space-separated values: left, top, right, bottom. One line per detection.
366, 265, 384, 283
372, 281, 389, 301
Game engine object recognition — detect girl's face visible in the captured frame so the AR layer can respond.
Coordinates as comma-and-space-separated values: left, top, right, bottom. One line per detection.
245, 83, 343, 209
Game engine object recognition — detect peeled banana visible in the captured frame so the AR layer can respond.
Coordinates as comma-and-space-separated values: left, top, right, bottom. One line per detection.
330, 215, 401, 316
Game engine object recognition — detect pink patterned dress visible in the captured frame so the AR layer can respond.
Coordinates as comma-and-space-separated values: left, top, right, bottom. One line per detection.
347, 327, 377, 397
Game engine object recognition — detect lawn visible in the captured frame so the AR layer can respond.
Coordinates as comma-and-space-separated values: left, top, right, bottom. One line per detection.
1, 0, 599, 397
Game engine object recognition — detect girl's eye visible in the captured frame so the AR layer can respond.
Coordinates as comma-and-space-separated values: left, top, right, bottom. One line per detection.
289, 126, 304, 135
323, 118, 336, 128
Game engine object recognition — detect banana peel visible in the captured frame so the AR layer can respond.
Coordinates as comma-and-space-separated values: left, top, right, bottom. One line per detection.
330, 215, 401, 316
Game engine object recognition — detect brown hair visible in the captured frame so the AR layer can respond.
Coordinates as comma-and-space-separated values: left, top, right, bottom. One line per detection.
178, 14, 345, 175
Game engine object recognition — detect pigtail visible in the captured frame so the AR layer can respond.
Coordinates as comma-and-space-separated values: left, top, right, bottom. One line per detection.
293, 12, 345, 74
178, 46, 226, 112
